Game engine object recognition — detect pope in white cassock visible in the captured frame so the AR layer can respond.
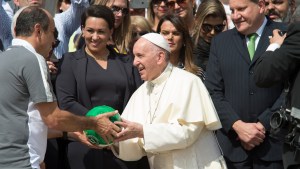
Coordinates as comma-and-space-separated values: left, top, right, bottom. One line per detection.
113, 33, 227, 169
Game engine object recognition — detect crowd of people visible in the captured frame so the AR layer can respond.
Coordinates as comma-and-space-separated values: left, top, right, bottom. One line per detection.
0, 0, 299, 169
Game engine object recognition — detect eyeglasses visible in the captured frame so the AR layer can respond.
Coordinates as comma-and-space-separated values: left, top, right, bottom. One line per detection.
152, 0, 186, 8
132, 31, 149, 38
111, 6, 129, 15
52, 28, 60, 48
165, 0, 186, 8
202, 24, 225, 34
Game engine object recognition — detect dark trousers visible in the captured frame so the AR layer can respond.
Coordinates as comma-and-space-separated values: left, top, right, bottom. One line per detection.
224, 156, 284, 169
44, 138, 70, 169
45, 140, 150, 169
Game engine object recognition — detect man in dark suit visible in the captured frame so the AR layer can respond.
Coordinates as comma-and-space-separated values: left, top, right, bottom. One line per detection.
254, 22, 300, 169
205, 0, 287, 168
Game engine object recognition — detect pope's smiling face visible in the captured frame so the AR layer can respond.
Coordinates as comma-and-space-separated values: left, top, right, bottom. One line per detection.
133, 38, 163, 81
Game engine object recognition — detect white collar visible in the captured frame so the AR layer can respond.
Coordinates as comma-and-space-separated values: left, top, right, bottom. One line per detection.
256, 17, 267, 37
246, 17, 267, 38
12, 38, 38, 55
150, 63, 173, 86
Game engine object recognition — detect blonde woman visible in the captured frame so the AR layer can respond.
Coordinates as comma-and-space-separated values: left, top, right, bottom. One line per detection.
127, 15, 153, 54
192, 0, 227, 71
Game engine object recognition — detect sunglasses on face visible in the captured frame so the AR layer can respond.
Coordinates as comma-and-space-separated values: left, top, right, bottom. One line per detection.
165, 0, 186, 8
52, 28, 60, 48
132, 31, 149, 38
152, 0, 186, 8
202, 24, 225, 34
111, 6, 129, 15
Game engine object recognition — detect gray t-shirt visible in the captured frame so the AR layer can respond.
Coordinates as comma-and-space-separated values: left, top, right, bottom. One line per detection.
0, 44, 56, 169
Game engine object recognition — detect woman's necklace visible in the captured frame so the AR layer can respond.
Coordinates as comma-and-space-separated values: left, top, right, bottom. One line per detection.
147, 66, 173, 124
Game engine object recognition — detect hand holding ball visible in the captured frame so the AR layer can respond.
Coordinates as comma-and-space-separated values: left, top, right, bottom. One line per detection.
84, 106, 121, 147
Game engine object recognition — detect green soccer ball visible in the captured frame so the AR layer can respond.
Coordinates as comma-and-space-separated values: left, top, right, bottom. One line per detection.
84, 105, 121, 146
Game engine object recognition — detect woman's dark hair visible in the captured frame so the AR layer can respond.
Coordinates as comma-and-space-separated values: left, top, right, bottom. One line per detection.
156, 14, 198, 75
81, 5, 115, 30
15, 6, 49, 37
147, 0, 156, 26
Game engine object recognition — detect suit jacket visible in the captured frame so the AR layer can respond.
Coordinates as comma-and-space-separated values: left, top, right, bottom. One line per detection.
254, 22, 300, 114
205, 19, 286, 162
55, 46, 142, 116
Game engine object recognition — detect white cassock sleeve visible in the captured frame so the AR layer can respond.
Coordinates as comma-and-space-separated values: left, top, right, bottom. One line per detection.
143, 122, 204, 153
114, 122, 204, 161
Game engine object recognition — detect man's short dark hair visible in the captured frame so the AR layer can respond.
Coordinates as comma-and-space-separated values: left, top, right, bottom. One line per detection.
15, 6, 50, 37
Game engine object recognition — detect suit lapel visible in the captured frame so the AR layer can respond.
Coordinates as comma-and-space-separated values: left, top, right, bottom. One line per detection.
231, 20, 282, 66
74, 48, 93, 111
232, 30, 251, 64
252, 20, 274, 64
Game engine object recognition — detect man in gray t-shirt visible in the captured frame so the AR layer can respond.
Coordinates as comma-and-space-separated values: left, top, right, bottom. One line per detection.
0, 43, 53, 169
0, 6, 120, 169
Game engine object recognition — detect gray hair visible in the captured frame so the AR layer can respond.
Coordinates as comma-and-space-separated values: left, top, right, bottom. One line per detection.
147, 41, 170, 61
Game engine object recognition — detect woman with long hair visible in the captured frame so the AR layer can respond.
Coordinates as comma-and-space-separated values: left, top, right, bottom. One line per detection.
147, 0, 170, 31
157, 14, 202, 77
127, 15, 153, 55
192, 0, 227, 71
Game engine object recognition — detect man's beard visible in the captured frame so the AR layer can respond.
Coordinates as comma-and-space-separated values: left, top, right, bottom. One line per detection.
272, 18, 283, 22
268, 10, 284, 22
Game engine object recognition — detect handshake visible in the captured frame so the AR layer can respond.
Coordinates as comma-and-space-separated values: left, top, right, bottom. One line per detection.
85, 106, 121, 147
69, 105, 137, 149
